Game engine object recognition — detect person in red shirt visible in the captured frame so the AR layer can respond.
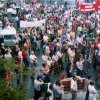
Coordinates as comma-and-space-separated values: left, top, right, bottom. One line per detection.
22, 48, 29, 67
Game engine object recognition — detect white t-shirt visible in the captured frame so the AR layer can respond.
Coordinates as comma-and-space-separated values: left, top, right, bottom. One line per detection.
56, 51, 62, 58
88, 85, 97, 100
71, 79, 77, 91
43, 35, 48, 42
42, 55, 48, 62
76, 60, 84, 70
77, 37, 83, 44
52, 55, 59, 62
45, 46, 50, 54
97, 29, 100, 34
29, 54, 37, 63
18, 51, 23, 59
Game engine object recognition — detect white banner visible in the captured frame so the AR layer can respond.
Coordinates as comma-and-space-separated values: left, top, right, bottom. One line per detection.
20, 19, 46, 28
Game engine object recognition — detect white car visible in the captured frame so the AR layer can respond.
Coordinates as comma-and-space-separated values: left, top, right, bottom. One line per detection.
0, 28, 17, 46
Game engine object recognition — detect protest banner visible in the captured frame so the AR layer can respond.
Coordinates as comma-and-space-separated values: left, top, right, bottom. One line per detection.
20, 19, 46, 28
61, 78, 85, 92
79, 2, 96, 12
95, 0, 100, 11
79, 0, 100, 12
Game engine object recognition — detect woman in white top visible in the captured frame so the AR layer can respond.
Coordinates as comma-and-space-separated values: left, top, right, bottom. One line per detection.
88, 81, 97, 100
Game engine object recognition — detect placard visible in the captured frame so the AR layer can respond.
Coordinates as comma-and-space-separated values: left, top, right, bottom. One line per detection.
20, 19, 45, 28
61, 80, 71, 91
78, 0, 100, 12
61, 78, 85, 92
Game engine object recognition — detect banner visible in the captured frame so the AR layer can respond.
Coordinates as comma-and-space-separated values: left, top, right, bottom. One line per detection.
20, 19, 46, 28
76, 0, 85, 7
79, 2, 96, 12
61, 78, 85, 92
79, 0, 100, 12
95, 0, 100, 11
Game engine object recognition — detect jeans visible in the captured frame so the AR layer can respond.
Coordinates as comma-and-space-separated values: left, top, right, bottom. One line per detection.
71, 91, 77, 100
85, 87, 89, 100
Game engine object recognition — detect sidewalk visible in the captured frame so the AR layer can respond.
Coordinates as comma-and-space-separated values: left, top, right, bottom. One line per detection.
29, 90, 100, 100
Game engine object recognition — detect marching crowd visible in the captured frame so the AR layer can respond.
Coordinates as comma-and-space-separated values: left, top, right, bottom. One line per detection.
0, 1, 100, 100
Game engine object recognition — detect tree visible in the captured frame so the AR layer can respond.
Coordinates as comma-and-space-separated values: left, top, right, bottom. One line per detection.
0, 58, 36, 100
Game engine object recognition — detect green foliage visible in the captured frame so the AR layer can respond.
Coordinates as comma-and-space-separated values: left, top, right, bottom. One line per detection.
0, 80, 28, 100
0, 58, 15, 70
0, 58, 37, 100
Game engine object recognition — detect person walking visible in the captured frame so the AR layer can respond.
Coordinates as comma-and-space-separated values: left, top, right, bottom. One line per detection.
88, 81, 97, 100
34, 76, 44, 100
53, 80, 64, 100
85, 76, 92, 100
71, 75, 78, 100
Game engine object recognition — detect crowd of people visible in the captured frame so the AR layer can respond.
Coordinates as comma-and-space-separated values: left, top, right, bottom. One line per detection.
0, 1, 100, 100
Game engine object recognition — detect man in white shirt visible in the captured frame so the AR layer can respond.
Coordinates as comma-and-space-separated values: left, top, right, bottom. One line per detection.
71, 75, 77, 100
52, 53, 59, 62
56, 50, 62, 58
68, 47, 75, 65
76, 35, 83, 44
42, 53, 48, 63
43, 34, 49, 43
29, 51, 37, 67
